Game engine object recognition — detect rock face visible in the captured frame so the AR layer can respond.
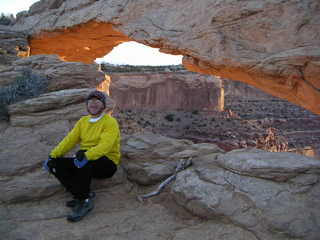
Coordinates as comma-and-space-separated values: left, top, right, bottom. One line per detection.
110, 72, 223, 111
0, 54, 107, 90
0, 54, 109, 126
12, 0, 320, 114
2, 132, 320, 240
0, 26, 29, 67
223, 79, 273, 100
171, 148, 320, 240
8, 88, 93, 127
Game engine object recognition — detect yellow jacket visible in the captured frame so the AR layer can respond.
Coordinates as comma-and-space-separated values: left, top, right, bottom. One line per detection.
50, 114, 121, 165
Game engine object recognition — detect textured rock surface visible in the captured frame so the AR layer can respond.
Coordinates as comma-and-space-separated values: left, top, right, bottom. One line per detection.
171, 148, 320, 240
121, 132, 225, 185
0, 54, 107, 90
121, 132, 194, 185
223, 79, 272, 99
8, 88, 92, 127
0, 122, 68, 176
110, 72, 223, 111
216, 148, 320, 181
1, 132, 320, 240
0, 26, 29, 66
13, 0, 320, 114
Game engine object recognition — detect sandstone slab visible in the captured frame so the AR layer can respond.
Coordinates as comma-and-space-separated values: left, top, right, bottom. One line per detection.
121, 132, 193, 185
8, 88, 92, 127
170, 148, 320, 240
121, 132, 224, 185
12, 54, 107, 91
0, 126, 52, 176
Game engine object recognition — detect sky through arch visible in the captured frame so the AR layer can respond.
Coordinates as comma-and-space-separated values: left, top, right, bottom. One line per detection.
95, 42, 182, 66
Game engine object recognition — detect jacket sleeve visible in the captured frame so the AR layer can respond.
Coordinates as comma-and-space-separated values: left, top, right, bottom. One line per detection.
85, 118, 119, 161
50, 119, 82, 158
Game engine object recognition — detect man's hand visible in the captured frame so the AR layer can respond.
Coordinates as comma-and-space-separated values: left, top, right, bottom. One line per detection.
75, 151, 85, 161
43, 156, 51, 171
74, 155, 89, 168
43, 156, 55, 173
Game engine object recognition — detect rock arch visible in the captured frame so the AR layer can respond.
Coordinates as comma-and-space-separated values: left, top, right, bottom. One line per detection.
14, 0, 320, 114
29, 21, 130, 63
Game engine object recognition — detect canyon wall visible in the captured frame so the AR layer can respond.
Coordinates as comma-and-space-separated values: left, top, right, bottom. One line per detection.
12, 0, 320, 114
110, 72, 223, 111
223, 79, 273, 100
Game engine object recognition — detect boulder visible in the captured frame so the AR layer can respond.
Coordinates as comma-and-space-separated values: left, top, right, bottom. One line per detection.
0, 170, 61, 204
10, 55, 107, 91
170, 148, 320, 240
0, 121, 69, 176
121, 132, 224, 185
121, 132, 192, 185
215, 148, 320, 181
8, 88, 93, 127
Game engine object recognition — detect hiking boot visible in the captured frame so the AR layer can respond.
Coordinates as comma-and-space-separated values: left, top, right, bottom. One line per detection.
66, 192, 96, 208
67, 198, 94, 222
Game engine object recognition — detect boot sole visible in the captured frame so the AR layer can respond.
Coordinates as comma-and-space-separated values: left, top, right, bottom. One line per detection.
67, 206, 94, 222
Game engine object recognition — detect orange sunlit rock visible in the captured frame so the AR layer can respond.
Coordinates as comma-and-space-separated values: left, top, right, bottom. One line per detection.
29, 21, 130, 63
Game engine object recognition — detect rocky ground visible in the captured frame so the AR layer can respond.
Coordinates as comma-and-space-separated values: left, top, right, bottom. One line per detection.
113, 94, 320, 159
2, 132, 320, 240
225, 97, 320, 158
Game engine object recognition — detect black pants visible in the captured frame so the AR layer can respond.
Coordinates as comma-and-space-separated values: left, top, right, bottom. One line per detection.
49, 155, 117, 200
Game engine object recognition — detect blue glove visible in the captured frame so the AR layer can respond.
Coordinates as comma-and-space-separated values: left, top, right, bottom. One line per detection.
43, 156, 52, 172
74, 155, 89, 168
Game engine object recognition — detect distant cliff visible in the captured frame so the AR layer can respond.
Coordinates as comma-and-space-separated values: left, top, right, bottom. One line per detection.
109, 72, 223, 111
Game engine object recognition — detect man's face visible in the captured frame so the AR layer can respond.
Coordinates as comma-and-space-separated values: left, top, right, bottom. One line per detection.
87, 97, 104, 116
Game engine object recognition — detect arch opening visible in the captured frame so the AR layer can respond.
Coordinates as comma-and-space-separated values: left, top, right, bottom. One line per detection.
95, 41, 182, 66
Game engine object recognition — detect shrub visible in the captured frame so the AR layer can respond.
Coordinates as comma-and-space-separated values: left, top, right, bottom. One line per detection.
0, 48, 7, 55
164, 113, 175, 122
0, 102, 9, 121
0, 69, 48, 121
192, 110, 199, 115
0, 13, 15, 25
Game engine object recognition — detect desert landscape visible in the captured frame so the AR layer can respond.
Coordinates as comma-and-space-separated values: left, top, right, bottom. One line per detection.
0, 0, 320, 239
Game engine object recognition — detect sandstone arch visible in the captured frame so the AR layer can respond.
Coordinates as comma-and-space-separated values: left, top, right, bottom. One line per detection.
14, 0, 320, 114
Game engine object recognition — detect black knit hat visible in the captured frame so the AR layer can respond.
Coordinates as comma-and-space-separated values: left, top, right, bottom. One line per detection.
86, 90, 107, 108
86, 90, 116, 111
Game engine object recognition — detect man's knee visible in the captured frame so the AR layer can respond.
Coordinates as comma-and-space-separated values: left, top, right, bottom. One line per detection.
92, 162, 117, 179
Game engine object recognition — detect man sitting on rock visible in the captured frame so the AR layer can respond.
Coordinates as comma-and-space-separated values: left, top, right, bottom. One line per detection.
44, 90, 121, 222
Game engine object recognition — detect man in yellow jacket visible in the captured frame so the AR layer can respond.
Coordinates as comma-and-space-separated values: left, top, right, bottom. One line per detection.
44, 90, 121, 222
